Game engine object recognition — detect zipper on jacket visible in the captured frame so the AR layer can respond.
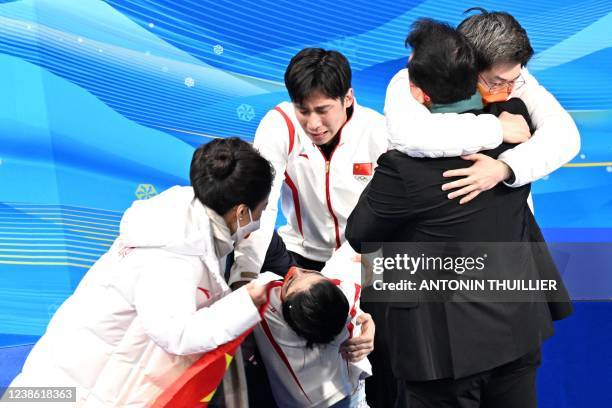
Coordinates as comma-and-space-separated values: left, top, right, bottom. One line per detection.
316, 110, 352, 250
318, 148, 341, 249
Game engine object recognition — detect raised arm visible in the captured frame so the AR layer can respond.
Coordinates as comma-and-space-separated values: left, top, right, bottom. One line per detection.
385, 69, 504, 157
134, 250, 261, 355
441, 68, 581, 204
498, 68, 580, 187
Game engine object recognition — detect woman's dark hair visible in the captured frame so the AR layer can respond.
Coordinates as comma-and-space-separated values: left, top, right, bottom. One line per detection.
406, 18, 478, 104
284, 48, 352, 106
190, 137, 274, 215
282, 280, 349, 348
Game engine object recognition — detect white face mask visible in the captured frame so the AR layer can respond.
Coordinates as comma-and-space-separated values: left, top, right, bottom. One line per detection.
231, 208, 260, 243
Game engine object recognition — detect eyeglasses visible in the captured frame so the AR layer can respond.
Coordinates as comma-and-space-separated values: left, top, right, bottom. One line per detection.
479, 74, 525, 94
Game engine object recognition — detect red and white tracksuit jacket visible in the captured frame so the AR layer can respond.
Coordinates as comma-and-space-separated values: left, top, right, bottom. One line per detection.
230, 101, 388, 284
253, 243, 372, 407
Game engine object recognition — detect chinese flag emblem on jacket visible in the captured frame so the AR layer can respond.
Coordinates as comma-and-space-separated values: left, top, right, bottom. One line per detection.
353, 162, 373, 176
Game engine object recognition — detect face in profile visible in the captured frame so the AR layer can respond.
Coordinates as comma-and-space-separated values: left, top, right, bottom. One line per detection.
229, 197, 269, 237
234, 197, 268, 226
281, 266, 325, 300
293, 89, 354, 146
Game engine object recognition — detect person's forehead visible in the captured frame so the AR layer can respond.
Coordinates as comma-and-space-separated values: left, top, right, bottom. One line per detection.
287, 270, 324, 293
297, 91, 340, 109
494, 72, 521, 82
487, 62, 522, 81
296, 270, 324, 284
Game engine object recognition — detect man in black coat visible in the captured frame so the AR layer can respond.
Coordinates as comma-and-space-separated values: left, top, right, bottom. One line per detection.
346, 19, 570, 408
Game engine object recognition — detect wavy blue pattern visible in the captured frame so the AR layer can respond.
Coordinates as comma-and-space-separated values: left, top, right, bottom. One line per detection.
0, 2, 610, 405
0, 0, 610, 351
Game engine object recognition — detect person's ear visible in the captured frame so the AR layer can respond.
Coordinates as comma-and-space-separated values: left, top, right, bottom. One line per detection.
223, 203, 248, 233
343, 88, 355, 108
409, 82, 426, 104
235, 204, 251, 225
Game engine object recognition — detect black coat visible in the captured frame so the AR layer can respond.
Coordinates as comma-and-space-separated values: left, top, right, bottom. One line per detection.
346, 99, 571, 381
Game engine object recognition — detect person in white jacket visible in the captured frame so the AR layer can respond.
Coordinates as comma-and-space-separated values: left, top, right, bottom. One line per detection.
5, 137, 273, 407
227, 47, 382, 406
253, 243, 371, 408
230, 47, 388, 280
385, 8, 580, 205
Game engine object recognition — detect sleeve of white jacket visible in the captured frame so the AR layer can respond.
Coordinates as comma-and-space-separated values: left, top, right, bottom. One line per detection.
228, 109, 290, 286
385, 69, 503, 157
497, 68, 581, 187
134, 250, 261, 356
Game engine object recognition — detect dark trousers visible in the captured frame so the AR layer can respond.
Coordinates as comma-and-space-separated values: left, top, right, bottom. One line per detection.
243, 332, 279, 408
260, 230, 295, 277
395, 349, 541, 408
288, 250, 326, 271
361, 300, 398, 408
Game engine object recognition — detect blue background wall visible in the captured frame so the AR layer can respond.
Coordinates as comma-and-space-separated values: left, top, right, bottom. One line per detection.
0, 0, 611, 405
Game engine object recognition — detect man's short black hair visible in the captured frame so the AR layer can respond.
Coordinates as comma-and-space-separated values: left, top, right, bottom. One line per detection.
284, 48, 352, 106
282, 279, 349, 348
458, 8, 534, 71
406, 18, 478, 104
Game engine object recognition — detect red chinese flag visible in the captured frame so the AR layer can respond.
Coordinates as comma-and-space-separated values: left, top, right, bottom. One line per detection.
151, 282, 282, 408
353, 162, 373, 176
150, 329, 252, 408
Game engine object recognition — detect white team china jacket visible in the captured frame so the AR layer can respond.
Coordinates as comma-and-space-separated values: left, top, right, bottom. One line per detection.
231, 101, 388, 283
253, 243, 371, 408
385, 68, 580, 187
8, 186, 261, 407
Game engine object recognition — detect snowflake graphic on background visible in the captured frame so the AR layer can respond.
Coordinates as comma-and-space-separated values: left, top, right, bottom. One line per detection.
236, 104, 255, 122
213, 44, 224, 55
135, 184, 158, 200
607, 166, 612, 173
184, 77, 195, 88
